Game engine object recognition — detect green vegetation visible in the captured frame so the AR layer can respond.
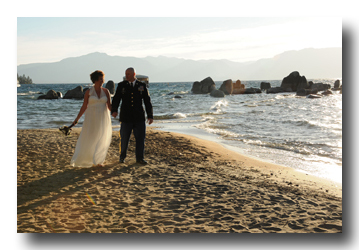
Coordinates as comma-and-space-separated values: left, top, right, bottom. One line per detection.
17, 73, 33, 84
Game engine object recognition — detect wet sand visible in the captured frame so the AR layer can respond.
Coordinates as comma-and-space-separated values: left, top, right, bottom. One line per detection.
17, 128, 342, 233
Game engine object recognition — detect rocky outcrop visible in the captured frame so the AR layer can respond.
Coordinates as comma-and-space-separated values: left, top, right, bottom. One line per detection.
63, 86, 84, 99
219, 79, 233, 95
57, 92, 63, 98
332, 79, 342, 91
191, 77, 216, 94
334, 80, 340, 89
210, 89, 225, 97
37, 90, 61, 100
191, 81, 202, 94
310, 83, 331, 91
281, 71, 308, 92
105, 80, 115, 94
260, 82, 271, 90
232, 80, 245, 94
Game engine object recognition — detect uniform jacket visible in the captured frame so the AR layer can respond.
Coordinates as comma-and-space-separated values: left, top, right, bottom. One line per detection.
111, 80, 153, 123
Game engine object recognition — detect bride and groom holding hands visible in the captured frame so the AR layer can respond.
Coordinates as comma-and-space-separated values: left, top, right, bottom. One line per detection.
70, 67, 153, 168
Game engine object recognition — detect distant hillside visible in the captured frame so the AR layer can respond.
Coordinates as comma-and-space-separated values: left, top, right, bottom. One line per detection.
17, 48, 342, 83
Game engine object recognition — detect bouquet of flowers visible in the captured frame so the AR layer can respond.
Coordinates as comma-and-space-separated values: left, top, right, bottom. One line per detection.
59, 121, 77, 136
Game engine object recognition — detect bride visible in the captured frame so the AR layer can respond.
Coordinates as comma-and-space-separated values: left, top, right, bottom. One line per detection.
70, 70, 112, 167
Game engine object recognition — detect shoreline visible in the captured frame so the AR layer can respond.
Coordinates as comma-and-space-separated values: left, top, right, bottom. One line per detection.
150, 126, 342, 198
17, 128, 342, 233
150, 121, 342, 185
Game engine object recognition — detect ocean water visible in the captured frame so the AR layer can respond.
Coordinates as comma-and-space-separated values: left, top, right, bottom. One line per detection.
17, 80, 342, 183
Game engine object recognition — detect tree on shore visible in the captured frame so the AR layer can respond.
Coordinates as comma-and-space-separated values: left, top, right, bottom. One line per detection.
17, 73, 33, 84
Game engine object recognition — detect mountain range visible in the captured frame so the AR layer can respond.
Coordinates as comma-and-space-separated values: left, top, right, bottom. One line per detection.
17, 48, 342, 83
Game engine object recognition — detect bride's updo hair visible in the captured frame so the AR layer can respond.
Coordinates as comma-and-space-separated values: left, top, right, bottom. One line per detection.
90, 70, 105, 83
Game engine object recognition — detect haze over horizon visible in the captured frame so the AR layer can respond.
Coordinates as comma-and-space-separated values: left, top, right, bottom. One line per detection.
17, 47, 342, 83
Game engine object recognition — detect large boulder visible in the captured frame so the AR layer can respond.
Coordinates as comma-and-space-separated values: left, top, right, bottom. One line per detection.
232, 80, 245, 94
191, 77, 216, 94
191, 81, 202, 94
334, 79, 340, 89
219, 79, 233, 95
281, 71, 308, 92
260, 82, 271, 90
210, 89, 225, 98
37, 90, 59, 100
63, 86, 84, 99
105, 80, 115, 94
200, 77, 216, 93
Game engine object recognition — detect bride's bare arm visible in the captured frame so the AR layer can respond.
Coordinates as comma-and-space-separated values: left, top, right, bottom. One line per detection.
73, 90, 90, 124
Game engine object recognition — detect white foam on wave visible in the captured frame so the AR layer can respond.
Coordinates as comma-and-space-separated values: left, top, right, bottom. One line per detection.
172, 113, 187, 118
210, 100, 228, 111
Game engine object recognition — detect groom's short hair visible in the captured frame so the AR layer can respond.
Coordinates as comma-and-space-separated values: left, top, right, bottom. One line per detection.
126, 67, 136, 74
90, 70, 105, 83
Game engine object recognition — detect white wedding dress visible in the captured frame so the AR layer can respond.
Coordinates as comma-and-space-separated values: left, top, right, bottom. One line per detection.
70, 87, 112, 167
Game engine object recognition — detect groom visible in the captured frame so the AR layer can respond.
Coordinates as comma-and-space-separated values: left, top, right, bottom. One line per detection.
111, 67, 153, 164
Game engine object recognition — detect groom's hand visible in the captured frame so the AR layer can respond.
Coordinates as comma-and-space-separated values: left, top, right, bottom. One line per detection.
148, 118, 153, 125
112, 112, 118, 118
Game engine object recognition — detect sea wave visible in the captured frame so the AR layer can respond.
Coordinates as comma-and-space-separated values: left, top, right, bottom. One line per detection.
154, 113, 187, 120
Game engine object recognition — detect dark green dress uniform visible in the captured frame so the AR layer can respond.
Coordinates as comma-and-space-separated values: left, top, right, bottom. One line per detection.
111, 79, 153, 162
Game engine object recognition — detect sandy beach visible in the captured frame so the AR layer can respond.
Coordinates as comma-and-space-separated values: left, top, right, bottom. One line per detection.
17, 128, 342, 233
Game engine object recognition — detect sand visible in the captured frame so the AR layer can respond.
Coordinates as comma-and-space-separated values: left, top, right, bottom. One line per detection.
17, 128, 342, 233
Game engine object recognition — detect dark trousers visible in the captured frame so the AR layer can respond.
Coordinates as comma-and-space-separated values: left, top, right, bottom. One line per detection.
119, 121, 146, 161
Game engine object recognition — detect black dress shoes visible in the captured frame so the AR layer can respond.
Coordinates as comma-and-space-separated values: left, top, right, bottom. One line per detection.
136, 159, 148, 165
119, 158, 125, 163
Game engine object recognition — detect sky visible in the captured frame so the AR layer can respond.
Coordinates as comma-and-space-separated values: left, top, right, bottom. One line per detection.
17, 16, 342, 65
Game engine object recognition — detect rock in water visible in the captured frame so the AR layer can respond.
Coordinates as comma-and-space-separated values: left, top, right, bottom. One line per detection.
260, 82, 271, 90
210, 89, 225, 97
310, 83, 331, 91
200, 77, 216, 93
232, 80, 245, 94
191, 77, 216, 94
37, 90, 59, 100
105, 80, 115, 94
296, 89, 318, 96
334, 79, 340, 89
219, 79, 233, 95
266, 87, 284, 94
281, 71, 308, 92
191, 81, 202, 94
63, 86, 84, 99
